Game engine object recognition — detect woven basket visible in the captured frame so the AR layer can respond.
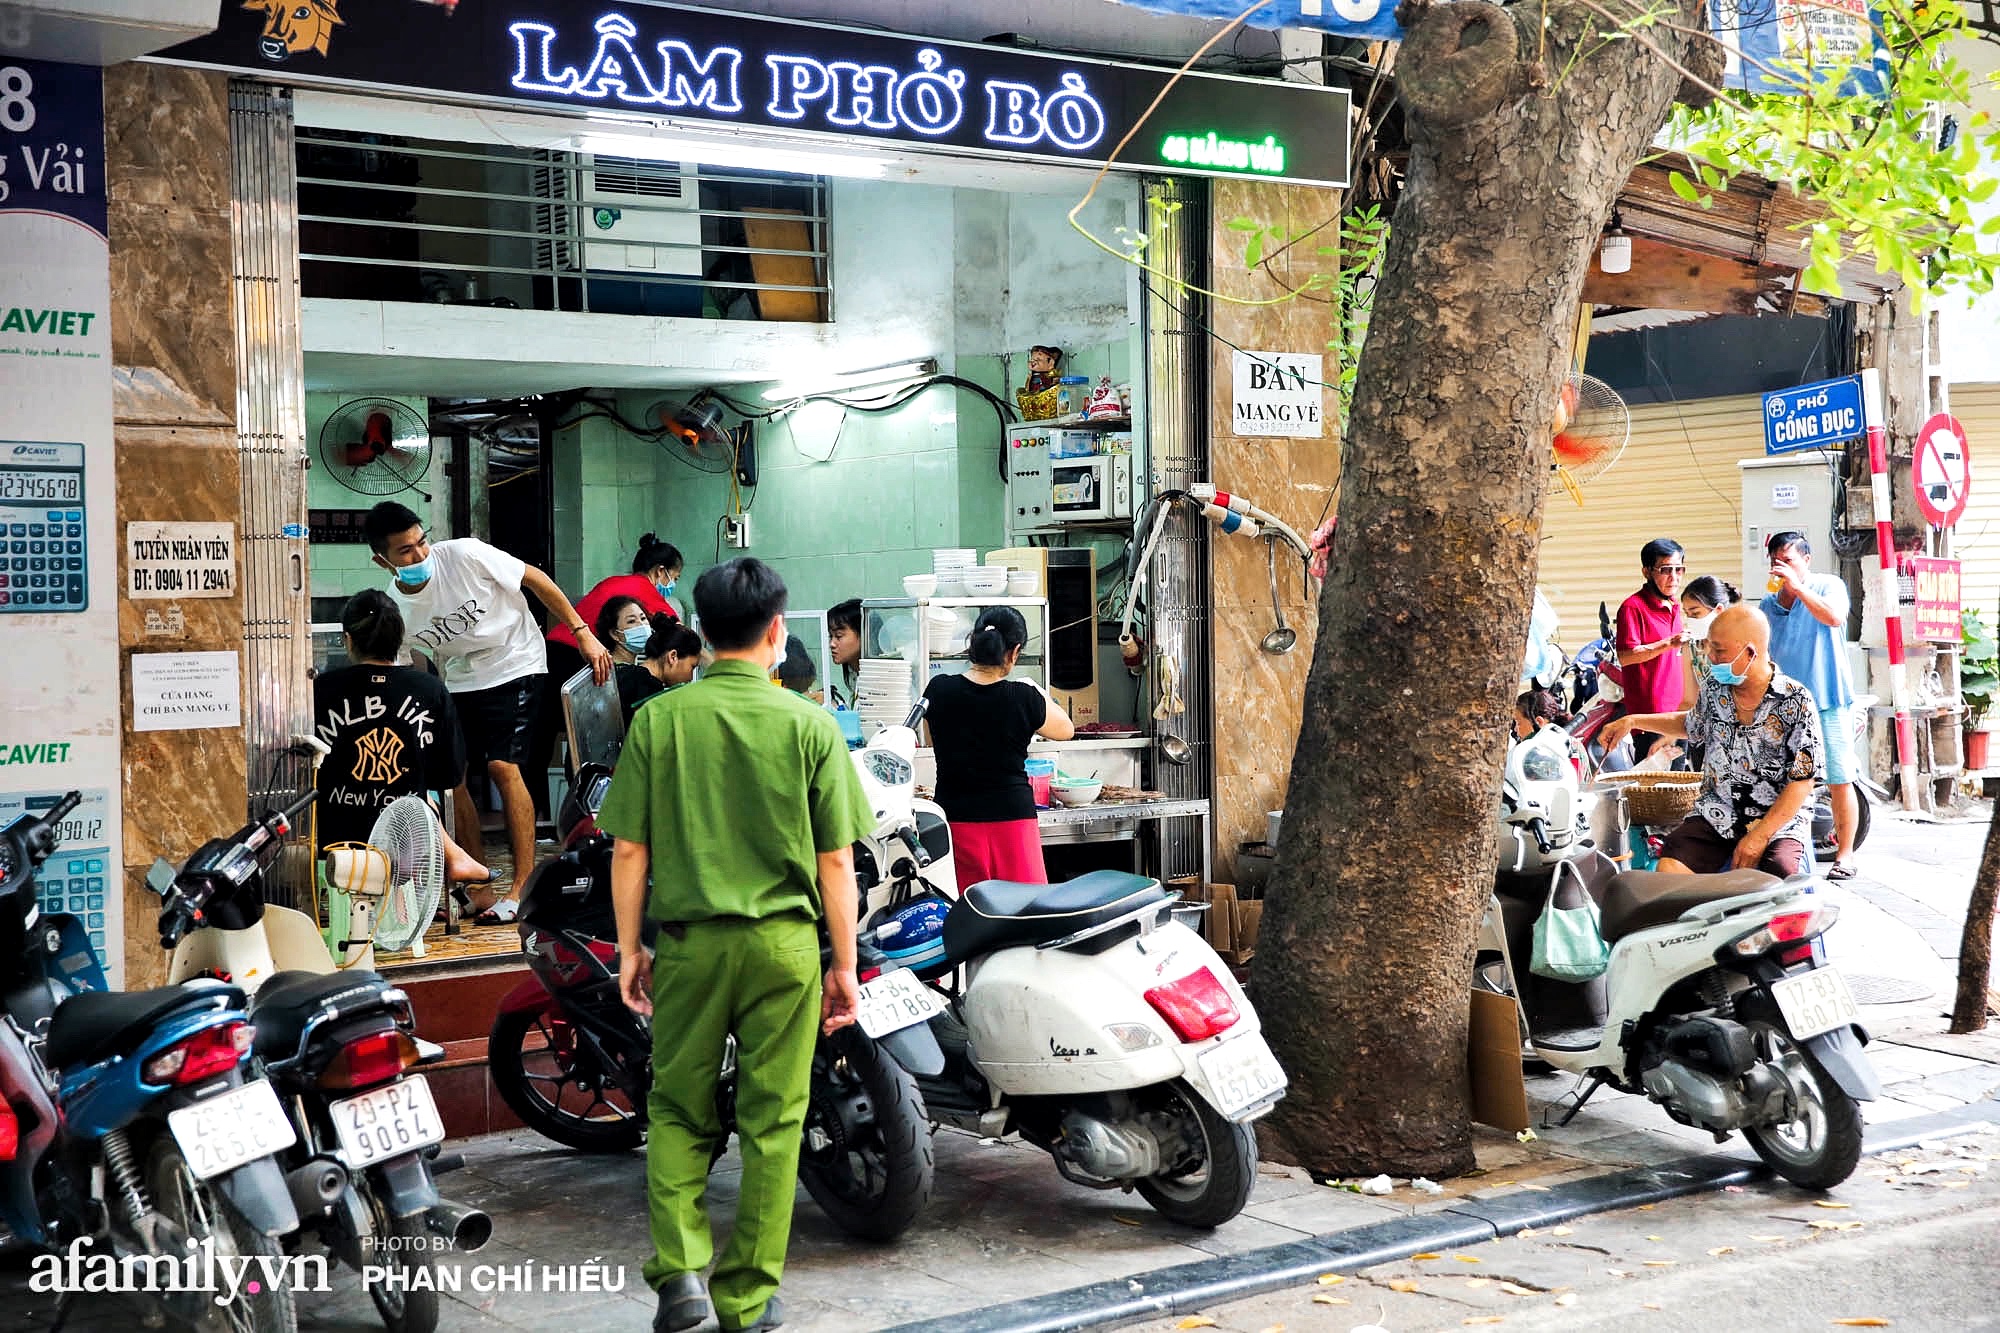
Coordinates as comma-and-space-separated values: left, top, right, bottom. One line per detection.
1601, 772, 1701, 827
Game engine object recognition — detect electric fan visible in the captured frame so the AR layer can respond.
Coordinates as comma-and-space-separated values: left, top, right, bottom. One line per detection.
643, 391, 730, 453
318, 397, 434, 499
322, 796, 445, 968
1548, 372, 1631, 506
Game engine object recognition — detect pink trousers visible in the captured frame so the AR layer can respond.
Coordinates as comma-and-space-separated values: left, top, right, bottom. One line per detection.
948, 819, 1047, 887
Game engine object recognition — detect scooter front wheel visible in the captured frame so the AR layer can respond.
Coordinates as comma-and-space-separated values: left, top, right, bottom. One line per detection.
1136, 1080, 1257, 1229
488, 1008, 645, 1153
1739, 1001, 1863, 1190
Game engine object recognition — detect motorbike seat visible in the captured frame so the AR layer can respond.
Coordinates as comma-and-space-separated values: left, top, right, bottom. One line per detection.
943, 870, 1167, 961
251, 969, 397, 1060
45, 981, 247, 1070
1600, 870, 1781, 944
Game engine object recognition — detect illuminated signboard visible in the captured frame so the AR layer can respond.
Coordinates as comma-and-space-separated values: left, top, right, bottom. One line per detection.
159, 1, 1350, 188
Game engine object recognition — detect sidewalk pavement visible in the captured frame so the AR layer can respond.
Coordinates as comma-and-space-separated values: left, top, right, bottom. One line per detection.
9, 811, 1998, 1332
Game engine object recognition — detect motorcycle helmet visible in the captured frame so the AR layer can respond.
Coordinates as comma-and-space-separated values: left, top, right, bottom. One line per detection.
867, 894, 950, 977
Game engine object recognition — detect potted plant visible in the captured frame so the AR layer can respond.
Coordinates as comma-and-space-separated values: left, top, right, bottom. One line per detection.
1961, 608, 1999, 771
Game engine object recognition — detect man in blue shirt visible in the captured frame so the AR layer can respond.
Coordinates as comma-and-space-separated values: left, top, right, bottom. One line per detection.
1761, 531, 1858, 877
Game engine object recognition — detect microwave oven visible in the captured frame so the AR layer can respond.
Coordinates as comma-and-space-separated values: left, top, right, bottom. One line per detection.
1005, 430, 1133, 527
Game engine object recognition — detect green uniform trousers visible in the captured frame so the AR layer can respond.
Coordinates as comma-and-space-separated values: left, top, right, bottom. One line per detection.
642, 913, 820, 1330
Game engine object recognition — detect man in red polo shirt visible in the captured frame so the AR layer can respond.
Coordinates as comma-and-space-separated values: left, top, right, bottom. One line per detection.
1616, 538, 1689, 760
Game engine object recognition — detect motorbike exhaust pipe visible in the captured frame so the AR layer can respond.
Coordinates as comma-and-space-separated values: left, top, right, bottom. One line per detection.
286, 1158, 348, 1215
426, 1199, 493, 1253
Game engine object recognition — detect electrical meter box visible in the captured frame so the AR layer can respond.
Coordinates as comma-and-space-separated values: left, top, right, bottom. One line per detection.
1739, 456, 1836, 597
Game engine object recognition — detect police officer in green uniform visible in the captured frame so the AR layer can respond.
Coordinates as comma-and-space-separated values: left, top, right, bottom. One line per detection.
601, 557, 874, 1333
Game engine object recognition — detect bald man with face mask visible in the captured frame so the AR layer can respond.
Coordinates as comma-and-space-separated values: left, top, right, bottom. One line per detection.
1601, 605, 1824, 879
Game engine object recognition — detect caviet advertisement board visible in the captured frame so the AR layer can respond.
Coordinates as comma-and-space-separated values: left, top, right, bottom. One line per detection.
0, 57, 123, 980
160, 0, 1352, 187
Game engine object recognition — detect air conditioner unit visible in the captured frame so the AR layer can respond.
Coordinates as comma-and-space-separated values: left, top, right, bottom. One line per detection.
579, 156, 701, 278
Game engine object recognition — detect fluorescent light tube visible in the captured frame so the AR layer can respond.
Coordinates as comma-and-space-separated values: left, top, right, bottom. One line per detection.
762, 358, 939, 402
573, 131, 890, 179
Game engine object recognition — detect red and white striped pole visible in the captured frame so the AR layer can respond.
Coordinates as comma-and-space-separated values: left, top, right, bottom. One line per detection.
1862, 368, 1922, 810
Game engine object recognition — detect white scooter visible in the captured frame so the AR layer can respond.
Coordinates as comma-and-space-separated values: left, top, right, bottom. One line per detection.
848, 703, 1287, 1228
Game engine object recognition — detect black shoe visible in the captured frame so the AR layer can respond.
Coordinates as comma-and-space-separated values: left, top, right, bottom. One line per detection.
725, 1295, 784, 1332
654, 1273, 712, 1333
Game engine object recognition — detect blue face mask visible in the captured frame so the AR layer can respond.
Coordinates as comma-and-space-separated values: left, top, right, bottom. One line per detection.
622, 625, 652, 654
393, 555, 433, 589
1708, 646, 1751, 687
657, 578, 677, 599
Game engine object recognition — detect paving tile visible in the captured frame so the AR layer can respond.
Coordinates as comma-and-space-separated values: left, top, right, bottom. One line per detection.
1233, 1181, 1408, 1234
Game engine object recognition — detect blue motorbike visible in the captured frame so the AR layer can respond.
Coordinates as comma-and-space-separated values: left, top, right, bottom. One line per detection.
0, 792, 302, 1333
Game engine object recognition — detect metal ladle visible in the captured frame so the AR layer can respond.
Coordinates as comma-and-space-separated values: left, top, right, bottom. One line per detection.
1261, 538, 1297, 655
1158, 734, 1192, 766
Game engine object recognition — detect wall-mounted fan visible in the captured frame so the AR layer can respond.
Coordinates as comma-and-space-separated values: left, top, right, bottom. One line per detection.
643, 391, 730, 453
1548, 372, 1631, 506
318, 397, 433, 499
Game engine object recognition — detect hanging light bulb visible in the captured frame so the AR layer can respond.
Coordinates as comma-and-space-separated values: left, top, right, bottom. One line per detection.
1599, 212, 1632, 275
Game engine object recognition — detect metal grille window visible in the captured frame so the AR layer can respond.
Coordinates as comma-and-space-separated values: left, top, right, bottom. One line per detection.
296, 130, 831, 320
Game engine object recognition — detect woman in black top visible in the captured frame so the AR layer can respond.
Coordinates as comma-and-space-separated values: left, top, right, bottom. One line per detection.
312, 590, 489, 881
617, 617, 702, 723
921, 606, 1075, 886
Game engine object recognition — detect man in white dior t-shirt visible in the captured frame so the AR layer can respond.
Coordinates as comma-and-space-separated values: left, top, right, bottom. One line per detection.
364, 501, 613, 919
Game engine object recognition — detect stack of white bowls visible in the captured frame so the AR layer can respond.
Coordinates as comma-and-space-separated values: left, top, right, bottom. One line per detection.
857, 658, 915, 734
965, 564, 1010, 597
1007, 569, 1040, 598
933, 548, 975, 597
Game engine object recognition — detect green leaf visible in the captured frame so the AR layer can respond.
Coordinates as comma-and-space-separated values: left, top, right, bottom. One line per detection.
1669, 170, 1701, 202
1244, 232, 1265, 270
1225, 217, 1261, 233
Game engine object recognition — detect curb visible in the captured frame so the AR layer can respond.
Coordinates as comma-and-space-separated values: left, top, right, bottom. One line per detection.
883, 1099, 2000, 1333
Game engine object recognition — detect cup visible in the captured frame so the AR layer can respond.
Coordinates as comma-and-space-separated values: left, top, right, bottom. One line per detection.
1766, 573, 1785, 594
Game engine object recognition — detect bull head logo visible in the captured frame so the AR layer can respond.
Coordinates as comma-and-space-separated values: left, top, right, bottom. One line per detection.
245, 0, 345, 62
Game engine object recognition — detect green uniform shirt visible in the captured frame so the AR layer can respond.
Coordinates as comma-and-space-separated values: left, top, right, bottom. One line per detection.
596, 657, 875, 923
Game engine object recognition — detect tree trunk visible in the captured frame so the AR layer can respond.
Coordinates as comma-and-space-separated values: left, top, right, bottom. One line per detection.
1950, 806, 1999, 1033
1251, 0, 1714, 1176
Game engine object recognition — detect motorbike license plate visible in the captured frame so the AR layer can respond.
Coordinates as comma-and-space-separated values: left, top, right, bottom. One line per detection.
856, 969, 946, 1039
1196, 1033, 1288, 1120
331, 1076, 447, 1169
167, 1079, 297, 1181
1770, 967, 1861, 1042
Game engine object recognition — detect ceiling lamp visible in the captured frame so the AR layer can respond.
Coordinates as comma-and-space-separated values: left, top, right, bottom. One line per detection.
1599, 212, 1632, 275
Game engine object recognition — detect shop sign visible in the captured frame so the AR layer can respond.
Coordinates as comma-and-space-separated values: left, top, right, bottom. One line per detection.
131, 651, 242, 733
1762, 374, 1863, 455
1907, 556, 1961, 642
0, 57, 124, 981
1913, 412, 1970, 528
161, 1, 1351, 188
1099, 0, 1402, 42
126, 521, 236, 599
1231, 351, 1324, 438
1708, 0, 1889, 97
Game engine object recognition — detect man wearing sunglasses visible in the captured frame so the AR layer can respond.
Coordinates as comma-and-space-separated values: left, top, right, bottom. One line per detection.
1615, 537, 1690, 760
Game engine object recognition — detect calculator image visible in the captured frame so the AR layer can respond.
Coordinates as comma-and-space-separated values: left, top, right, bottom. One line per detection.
0, 788, 113, 963
0, 440, 87, 613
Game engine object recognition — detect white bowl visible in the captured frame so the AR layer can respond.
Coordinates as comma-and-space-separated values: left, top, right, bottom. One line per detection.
1051, 781, 1103, 807
902, 574, 937, 598
934, 576, 969, 597
1007, 574, 1039, 595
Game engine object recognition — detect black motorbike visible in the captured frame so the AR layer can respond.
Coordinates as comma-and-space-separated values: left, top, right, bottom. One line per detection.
154, 793, 491, 1333
486, 764, 937, 1241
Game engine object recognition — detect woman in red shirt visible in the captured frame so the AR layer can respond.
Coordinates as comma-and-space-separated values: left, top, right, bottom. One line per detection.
532, 535, 682, 813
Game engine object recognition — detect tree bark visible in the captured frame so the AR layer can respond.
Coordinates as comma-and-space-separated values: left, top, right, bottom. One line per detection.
1950, 807, 1999, 1033
1251, 0, 1711, 1176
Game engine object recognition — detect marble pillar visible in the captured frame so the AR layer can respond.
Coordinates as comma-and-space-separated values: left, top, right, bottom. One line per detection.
1206, 179, 1342, 879
106, 66, 244, 988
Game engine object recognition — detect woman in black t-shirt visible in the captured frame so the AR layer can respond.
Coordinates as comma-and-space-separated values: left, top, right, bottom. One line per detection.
313, 590, 488, 881
616, 617, 702, 723
921, 606, 1075, 886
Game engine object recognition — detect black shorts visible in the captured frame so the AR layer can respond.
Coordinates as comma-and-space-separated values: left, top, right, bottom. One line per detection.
1658, 815, 1807, 878
457, 673, 545, 771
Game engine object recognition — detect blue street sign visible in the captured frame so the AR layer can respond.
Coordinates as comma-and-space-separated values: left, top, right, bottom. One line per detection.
1102, 0, 1403, 42
1764, 375, 1866, 455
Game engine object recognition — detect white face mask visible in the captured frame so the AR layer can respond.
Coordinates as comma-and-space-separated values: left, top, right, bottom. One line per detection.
1685, 613, 1713, 641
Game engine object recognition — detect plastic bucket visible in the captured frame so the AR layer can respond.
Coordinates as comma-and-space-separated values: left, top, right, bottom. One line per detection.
1025, 756, 1056, 808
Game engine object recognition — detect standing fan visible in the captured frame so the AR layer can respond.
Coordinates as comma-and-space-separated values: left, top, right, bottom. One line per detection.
318, 397, 433, 499
322, 797, 445, 968
1548, 372, 1631, 506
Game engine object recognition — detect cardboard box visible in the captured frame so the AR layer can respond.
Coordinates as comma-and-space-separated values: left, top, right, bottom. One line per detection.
1206, 883, 1238, 954
1234, 899, 1263, 952
1467, 989, 1531, 1133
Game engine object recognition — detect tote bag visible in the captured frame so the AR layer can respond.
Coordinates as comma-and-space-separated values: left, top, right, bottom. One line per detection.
1529, 859, 1610, 982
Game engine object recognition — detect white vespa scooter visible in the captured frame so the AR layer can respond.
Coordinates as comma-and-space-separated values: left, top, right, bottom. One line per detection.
846, 704, 1287, 1228
1481, 716, 1879, 1189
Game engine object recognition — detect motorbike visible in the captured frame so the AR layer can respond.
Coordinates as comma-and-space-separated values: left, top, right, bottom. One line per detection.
849, 705, 1285, 1229
153, 774, 490, 1333
0, 793, 302, 1333
488, 762, 941, 1242
1481, 728, 1880, 1188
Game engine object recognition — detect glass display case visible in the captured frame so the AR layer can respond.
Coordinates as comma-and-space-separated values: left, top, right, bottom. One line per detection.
857, 598, 1048, 707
